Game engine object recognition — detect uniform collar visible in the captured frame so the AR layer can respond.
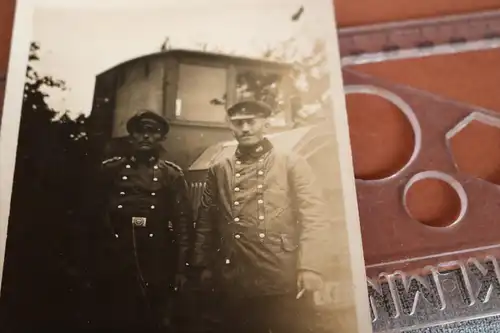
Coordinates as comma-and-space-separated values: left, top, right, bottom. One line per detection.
128, 150, 159, 166
235, 138, 273, 160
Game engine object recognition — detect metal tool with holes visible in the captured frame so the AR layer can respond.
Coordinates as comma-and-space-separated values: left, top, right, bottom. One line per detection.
344, 60, 500, 331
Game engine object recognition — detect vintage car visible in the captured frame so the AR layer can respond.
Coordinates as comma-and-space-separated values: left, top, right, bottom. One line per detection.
88, 49, 297, 168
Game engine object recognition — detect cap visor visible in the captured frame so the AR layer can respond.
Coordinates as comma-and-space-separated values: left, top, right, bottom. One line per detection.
229, 114, 258, 120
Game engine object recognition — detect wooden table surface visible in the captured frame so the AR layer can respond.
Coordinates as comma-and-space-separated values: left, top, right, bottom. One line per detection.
0, 0, 16, 121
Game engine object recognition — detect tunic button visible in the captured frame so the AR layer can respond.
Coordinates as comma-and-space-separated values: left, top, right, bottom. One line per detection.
149, 233, 154, 238
259, 216, 264, 220
125, 164, 131, 169
151, 205, 155, 209
234, 217, 240, 222
225, 259, 231, 264
234, 187, 240, 192
235, 173, 241, 178
120, 192, 125, 196
258, 199, 263, 204
122, 176, 128, 180
234, 201, 240, 206
257, 185, 263, 189
235, 234, 241, 239
154, 165, 159, 170
259, 233, 265, 239
236, 160, 241, 165
151, 192, 156, 196
117, 205, 123, 209
114, 234, 119, 238
258, 171, 264, 175
153, 177, 158, 182
259, 159, 264, 162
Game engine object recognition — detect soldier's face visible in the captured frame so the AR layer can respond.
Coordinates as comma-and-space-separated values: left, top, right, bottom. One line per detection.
228, 116, 268, 146
130, 126, 164, 152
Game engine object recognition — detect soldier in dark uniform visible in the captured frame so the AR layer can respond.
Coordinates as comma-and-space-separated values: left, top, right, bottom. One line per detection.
90, 110, 193, 332
191, 100, 337, 333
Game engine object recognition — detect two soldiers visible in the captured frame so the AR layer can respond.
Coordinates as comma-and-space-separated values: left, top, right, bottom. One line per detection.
94, 101, 335, 332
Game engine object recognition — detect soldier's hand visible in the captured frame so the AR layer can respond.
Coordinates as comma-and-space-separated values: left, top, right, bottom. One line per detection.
297, 270, 324, 293
175, 273, 187, 291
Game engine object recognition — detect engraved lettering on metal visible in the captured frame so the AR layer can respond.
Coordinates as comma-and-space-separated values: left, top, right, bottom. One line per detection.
392, 269, 444, 316
367, 274, 398, 322
468, 257, 500, 303
369, 256, 500, 332
132, 217, 147, 227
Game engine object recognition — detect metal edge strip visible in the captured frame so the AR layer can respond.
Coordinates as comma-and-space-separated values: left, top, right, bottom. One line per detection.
341, 38, 500, 66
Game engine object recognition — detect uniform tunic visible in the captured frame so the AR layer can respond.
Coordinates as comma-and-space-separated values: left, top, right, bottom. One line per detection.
192, 138, 335, 299
93, 153, 193, 329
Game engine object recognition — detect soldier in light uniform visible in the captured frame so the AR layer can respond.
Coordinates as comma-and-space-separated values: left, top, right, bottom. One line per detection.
191, 100, 336, 333
91, 110, 193, 332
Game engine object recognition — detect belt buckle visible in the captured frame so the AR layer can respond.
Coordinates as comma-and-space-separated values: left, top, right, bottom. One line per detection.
132, 216, 147, 227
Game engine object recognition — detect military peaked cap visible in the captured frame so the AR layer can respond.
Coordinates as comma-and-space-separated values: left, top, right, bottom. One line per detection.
227, 100, 273, 120
126, 110, 169, 135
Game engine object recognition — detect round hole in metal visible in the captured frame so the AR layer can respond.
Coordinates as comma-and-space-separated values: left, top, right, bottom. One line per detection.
345, 91, 416, 180
403, 171, 467, 228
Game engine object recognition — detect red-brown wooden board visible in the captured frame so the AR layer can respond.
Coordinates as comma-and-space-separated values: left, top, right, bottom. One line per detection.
0, 0, 16, 125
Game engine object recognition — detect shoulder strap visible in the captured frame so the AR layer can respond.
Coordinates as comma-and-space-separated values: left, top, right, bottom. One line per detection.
102, 156, 123, 166
162, 160, 183, 173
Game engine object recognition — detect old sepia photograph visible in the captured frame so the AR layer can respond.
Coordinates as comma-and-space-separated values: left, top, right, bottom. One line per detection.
0, 0, 370, 332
